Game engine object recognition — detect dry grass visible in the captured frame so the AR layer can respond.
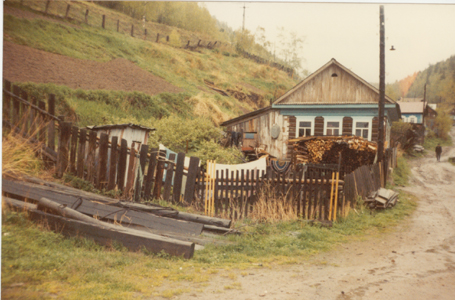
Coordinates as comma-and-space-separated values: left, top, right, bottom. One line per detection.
249, 183, 298, 222
2, 118, 51, 180
187, 93, 229, 125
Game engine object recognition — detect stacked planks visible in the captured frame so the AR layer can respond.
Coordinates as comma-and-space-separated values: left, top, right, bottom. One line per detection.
289, 136, 377, 171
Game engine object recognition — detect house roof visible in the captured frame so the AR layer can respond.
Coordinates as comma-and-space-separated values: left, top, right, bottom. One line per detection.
220, 106, 274, 127
397, 101, 425, 114
86, 123, 155, 132
273, 58, 396, 105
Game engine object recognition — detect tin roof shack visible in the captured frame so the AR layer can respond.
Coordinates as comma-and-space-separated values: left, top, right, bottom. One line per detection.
221, 59, 400, 160
86, 123, 155, 190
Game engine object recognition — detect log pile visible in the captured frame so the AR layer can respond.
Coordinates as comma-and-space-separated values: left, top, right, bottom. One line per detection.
289, 136, 378, 171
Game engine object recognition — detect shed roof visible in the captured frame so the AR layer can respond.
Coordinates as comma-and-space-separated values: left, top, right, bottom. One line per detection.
86, 123, 155, 132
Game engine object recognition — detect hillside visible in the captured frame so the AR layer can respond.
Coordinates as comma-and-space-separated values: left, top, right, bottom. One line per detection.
2, 1, 299, 128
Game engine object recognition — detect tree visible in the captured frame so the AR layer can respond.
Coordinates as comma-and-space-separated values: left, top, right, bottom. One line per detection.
434, 106, 453, 140
276, 27, 305, 75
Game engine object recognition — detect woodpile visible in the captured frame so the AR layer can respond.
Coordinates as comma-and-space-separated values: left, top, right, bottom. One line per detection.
289, 136, 378, 171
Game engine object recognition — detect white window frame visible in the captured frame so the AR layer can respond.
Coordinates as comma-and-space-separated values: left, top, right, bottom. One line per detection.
295, 117, 314, 137
353, 117, 373, 141
324, 116, 343, 137
409, 116, 417, 123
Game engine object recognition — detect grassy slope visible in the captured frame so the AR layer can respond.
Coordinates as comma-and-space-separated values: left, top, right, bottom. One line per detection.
3, 3, 298, 125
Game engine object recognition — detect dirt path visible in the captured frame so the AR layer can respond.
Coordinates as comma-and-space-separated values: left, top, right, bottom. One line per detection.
188, 128, 455, 300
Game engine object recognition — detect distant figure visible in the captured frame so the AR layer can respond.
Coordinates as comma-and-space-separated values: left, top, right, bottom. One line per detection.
435, 144, 442, 162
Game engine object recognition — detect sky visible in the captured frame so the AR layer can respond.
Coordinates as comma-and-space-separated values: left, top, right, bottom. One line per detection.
202, 1, 455, 84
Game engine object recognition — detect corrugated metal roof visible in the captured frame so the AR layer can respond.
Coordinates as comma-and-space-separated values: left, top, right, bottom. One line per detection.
86, 123, 155, 132
397, 101, 425, 114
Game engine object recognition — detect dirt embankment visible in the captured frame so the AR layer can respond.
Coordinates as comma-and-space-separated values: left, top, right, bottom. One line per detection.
3, 40, 184, 96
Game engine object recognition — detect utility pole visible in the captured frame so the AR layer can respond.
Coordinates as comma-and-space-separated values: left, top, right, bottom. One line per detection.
378, 5, 385, 163
423, 84, 427, 126
242, 3, 246, 31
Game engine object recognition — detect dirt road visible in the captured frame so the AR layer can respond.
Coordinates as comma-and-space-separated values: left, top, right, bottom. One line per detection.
191, 128, 455, 300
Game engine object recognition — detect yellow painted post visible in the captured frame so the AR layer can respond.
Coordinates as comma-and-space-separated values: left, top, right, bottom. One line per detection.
329, 172, 335, 221
205, 160, 210, 215
211, 160, 216, 217
333, 172, 340, 221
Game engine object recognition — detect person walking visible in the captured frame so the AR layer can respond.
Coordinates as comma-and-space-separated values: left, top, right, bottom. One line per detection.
435, 144, 442, 162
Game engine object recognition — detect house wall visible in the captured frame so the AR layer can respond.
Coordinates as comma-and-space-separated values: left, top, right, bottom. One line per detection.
401, 113, 422, 124
278, 64, 380, 105
226, 109, 290, 159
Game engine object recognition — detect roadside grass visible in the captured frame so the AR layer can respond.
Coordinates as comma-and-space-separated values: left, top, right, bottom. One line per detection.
423, 135, 453, 150
2, 190, 418, 299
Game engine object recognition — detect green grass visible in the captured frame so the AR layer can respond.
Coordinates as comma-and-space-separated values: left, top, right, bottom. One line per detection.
423, 135, 453, 150
2, 190, 418, 299
392, 155, 412, 186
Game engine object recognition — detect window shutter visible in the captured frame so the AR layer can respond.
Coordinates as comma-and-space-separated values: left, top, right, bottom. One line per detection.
342, 117, 353, 136
287, 116, 296, 160
372, 117, 379, 142
314, 116, 324, 136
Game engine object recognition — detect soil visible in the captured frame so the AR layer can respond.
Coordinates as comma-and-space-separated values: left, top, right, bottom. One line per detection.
2, 40, 184, 96
180, 127, 455, 300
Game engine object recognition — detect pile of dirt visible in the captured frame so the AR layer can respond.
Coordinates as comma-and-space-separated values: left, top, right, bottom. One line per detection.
3, 41, 184, 96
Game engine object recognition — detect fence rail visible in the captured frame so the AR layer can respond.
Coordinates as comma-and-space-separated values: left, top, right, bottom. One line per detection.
3, 79, 397, 222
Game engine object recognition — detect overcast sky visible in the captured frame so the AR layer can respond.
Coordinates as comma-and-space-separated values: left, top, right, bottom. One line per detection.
203, 1, 455, 84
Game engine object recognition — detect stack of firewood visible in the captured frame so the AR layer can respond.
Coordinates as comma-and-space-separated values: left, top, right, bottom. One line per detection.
289, 136, 377, 170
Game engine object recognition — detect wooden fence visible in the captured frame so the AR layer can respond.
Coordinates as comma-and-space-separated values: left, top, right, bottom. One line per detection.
3, 79, 398, 221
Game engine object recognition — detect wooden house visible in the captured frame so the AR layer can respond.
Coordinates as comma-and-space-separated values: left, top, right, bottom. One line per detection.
221, 59, 400, 160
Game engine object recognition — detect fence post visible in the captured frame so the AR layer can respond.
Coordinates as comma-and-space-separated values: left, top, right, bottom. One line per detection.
44, 0, 50, 15
125, 146, 137, 199
77, 128, 86, 178
86, 130, 97, 183
102, 15, 105, 29
153, 150, 166, 199
85, 9, 89, 24
117, 139, 128, 193
65, 4, 71, 19
69, 126, 78, 174
173, 152, 186, 203
131, 24, 134, 37
156, 33, 160, 42
97, 133, 109, 189
143, 148, 158, 200
184, 156, 200, 204
56, 122, 72, 178
144, 29, 147, 40
47, 94, 55, 151
162, 153, 176, 202
107, 136, 118, 191
38, 100, 46, 144
3, 80, 11, 124
134, 144, 149, 202
117, 20, 120, 32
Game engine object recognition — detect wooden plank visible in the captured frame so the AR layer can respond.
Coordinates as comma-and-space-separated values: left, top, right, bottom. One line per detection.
2, 179, 204, 236
97, 133, 109, 189
184, 156, 200, 204
135, 144, 149, 202
69, 126, 78, 174
117, 139, 128, 192
56, 122, 72, 178
38, 100, 47, 144
125, 147, 137, 199
162, 153, 176, 202
143, 148, 158, 200
86, 130, 97, 183
77, 128, 87, 179
107, 136, 118, 191
3, 80, 11, 123
47, 94, 56, 151
20, 90, 30, 137
153, 150, 166, 200
32, 207, 195, 258
173, 152, 185, 203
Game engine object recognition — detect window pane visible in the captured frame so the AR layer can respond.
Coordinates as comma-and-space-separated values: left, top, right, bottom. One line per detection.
327, 122, 340, 128
300, 121, 311, 127
305, 128, 311, 136
362, 130, 368, 139
299, 129, 305, 137
355, 129, 361, 136
356, 122, 368, 128
334, 129, 339, 136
